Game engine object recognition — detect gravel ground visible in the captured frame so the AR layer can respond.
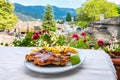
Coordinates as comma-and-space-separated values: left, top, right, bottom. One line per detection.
0, 34, 16, 45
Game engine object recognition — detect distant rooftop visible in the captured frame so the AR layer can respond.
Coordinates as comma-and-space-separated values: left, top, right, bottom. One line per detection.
93, 16, 120, 26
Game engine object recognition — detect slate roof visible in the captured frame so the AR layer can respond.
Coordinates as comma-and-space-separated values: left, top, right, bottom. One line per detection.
93, 17, 120, 26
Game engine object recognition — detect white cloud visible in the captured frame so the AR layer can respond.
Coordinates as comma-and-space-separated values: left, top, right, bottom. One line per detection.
107, 0, 120, 4
9, 0, 120, 9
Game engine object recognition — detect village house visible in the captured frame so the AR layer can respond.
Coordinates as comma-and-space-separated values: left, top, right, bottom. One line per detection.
12, 19, 42, 34
90, 15, 120, 41
94, 16, 120, 38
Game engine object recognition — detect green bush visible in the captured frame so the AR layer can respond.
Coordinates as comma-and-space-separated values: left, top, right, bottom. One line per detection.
12, 32, 37, 47
70, 38, 90, 49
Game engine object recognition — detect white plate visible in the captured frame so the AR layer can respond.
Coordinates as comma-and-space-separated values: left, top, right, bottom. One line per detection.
24, 53, 85, 74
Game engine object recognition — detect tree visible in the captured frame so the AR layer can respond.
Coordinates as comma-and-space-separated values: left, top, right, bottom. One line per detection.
0, 0, 18, 30
42, 5, 56, 32
118, 6, 120, 15
76, 0, 119, 28
73, 15, 77, 22
66, 12, 71, 22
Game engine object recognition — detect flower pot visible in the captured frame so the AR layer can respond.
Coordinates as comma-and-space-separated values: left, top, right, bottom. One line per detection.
112, 58, 120, 66
107, 51, 120, 80
106, 51, 120, 58
113, 59, 120, 80
111, 52, 120, 56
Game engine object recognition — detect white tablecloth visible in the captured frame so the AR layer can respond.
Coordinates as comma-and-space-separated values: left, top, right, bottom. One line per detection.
0, 47, 117, 80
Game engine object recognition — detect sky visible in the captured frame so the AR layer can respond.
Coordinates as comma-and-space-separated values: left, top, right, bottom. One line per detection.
10, 0, 120, 9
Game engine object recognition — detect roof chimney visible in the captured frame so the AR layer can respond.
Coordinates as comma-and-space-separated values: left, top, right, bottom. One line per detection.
100, 14, 104, 22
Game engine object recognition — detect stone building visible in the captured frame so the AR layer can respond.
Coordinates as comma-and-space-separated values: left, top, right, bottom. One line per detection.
91, 16, 120, 41
13, 19, 42, 33
79, 15, 120, 44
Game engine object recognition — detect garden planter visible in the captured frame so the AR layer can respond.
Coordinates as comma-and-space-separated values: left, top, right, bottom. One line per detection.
106, 51, 120, 80
112, 57, 120, 80
110, 51, 120, 56
112, 59, 120, 80
106, 51, 120, 58
112, 58, 120, 65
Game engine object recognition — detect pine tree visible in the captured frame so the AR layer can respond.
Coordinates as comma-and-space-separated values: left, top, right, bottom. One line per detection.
0, 0, 18, 30
42, 5, 56, 32
73, 15, 77, 22
66, 12, 71, 22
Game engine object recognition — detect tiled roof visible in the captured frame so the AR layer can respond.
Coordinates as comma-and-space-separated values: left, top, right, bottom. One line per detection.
93, 17, 120, 26
13, 20, 42, 29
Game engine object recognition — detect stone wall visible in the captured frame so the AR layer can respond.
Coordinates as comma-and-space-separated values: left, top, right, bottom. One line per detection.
0, 34, 16, 44
117, 27, 120, 40
107, 26, 120, 39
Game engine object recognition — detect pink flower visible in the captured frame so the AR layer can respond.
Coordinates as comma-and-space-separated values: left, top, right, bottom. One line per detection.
72, 34, 79, 40
81, 32, 86, 36
97, 40, 104, 46
32, 32, 40, 40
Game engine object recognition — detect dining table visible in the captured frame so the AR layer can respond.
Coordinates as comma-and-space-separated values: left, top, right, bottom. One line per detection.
0, 47, 117, 80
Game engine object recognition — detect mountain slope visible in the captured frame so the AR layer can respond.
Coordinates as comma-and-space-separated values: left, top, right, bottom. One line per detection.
14, 12, 36, 21
14, 3, 76, 21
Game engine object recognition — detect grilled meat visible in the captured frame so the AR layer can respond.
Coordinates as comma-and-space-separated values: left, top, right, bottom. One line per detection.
25, 49, 73, 66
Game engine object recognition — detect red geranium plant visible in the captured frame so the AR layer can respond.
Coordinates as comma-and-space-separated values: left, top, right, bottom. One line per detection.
72, 34, 79, 40
93, 40, 105, 49
70, 32, 90, 49
32, 32, 40, 40
81, 32, 86, 36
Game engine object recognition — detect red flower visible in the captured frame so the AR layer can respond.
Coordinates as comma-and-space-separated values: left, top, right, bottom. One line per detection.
97, 40, 104, 46
72, 34, 79, 40
32, 32, 40, 40
42, 30, 47, 34
83, 39, 87, 42
81, 32, 86, 36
